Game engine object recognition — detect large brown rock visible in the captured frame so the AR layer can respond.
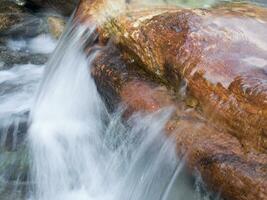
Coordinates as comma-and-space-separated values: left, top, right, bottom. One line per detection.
96, 3, 267, 153
77, 1, 267, 200
92, 43, 267, 200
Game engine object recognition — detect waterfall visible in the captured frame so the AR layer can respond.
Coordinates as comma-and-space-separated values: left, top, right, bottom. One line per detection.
27, 21, 183, 200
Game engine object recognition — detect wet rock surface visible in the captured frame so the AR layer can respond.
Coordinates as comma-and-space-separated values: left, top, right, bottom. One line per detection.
27, 0, 78, 16
92, 42, 267, 200
0, 1, 46, 37
0, 46, 48, 69
47, 16, 66, 39
98, 3, 267, 153
0, 0, 267, 199
78, 1, 267, 200
0, 1, 60, 199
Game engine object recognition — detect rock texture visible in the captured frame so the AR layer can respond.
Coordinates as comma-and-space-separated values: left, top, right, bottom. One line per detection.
47, 16, 66, 39
100, 3, 267, 153
27, 0, 78, 15
0, 1, 45, 37
92, 43, 267, 200
77, 1, 267, 200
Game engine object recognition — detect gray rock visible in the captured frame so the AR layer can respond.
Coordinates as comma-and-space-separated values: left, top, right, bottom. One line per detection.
0, 45, 48, 69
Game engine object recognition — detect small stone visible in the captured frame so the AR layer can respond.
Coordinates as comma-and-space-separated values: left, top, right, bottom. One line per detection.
47, 16, 66, 39
185, 96, 199, 108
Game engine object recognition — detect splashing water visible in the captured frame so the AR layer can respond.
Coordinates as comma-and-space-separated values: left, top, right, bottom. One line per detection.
0, 5, 220, 200
25, 17, 219, 199
27, 23, 182, 200
0, 34, 57, 200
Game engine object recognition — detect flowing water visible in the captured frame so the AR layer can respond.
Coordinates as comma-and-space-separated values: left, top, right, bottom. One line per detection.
28, 25, 177, 200
25, 20, 219, 200
0, 10, 220, 200
0, 1, 244, 199
0, 34, 57, 199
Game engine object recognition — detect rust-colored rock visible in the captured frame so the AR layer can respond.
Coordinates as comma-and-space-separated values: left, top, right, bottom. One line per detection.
96, 3, 267, 153
91, 43, 267, 200
77, 1, 267, 200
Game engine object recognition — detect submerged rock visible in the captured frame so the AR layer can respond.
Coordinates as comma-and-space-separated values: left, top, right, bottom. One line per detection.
0, 1, 25, 32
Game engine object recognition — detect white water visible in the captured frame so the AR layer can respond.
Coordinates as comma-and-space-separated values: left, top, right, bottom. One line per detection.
7, 35, 57, 54
0, 34, 57, 200
0, 34, 57, 152
0, 17, 218, 200
28, 24, 182, 200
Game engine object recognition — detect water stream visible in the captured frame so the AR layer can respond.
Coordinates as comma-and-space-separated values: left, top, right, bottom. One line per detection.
0, 2, 227, 200
26, 19, 218, 199
28, 24, 179, 200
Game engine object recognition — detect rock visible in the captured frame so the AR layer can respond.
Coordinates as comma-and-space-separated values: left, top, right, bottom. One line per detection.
76, 0, 267, 199
91, 43, 267, 200
0, 45, 48, 69
0, 1, 25, 32
0, 1, 46, 37
47, 16, 66, 39
27, 0, 78, 16
0, 113, 28, 151
77, 1, 267, 200
91, 44, 154, 112
97, 3, 267, 153
0, 114, 30, 199
0, 145, 30, 199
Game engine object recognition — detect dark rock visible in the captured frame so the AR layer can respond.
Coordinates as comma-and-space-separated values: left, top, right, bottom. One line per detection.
0, 1, 46, 37
0, 114, 28, 151
27, 0, 78, 16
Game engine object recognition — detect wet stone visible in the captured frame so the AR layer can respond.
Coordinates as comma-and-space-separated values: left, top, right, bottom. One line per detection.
0, 114, 28, 151
27, 0, 79, 16
0, 46, 48, 69
0, 1, 47, 37
47, 16, 66, 39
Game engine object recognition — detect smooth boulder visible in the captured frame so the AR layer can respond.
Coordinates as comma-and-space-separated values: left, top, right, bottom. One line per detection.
76, 1, 267, 199
97, 3, 267, 153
